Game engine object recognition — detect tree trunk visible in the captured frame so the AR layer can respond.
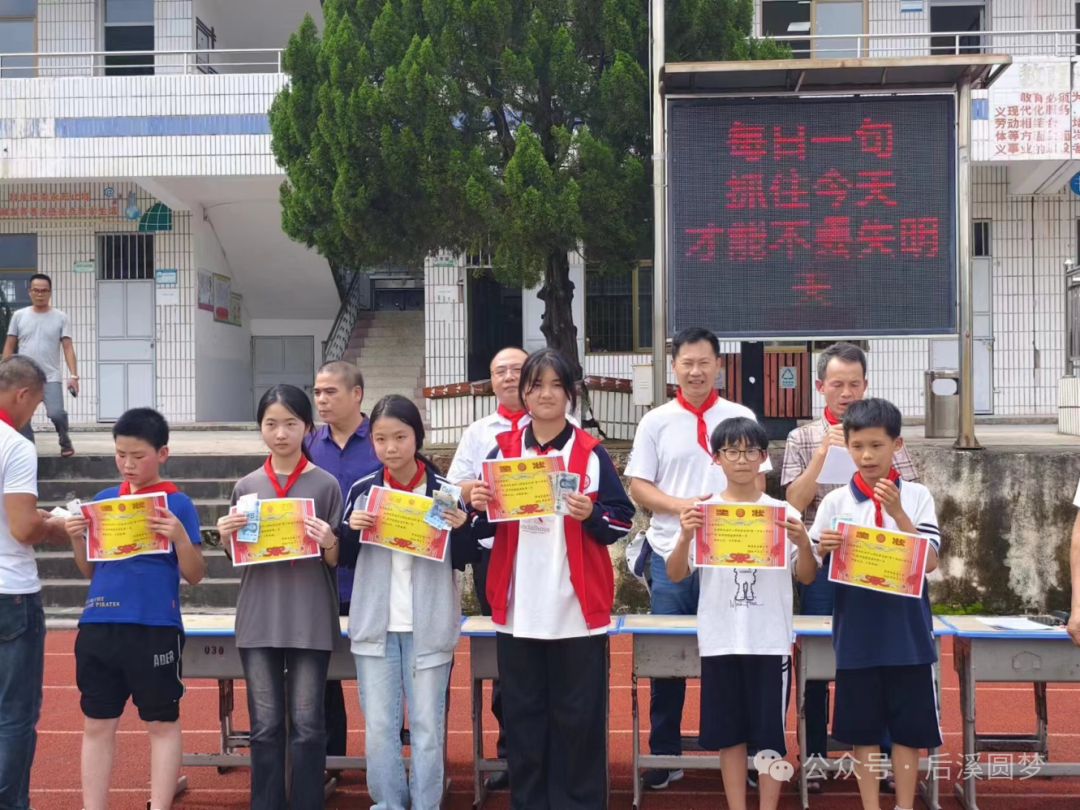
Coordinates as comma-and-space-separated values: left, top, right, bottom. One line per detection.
537, 249, 581, 379
537, 250, 606, 436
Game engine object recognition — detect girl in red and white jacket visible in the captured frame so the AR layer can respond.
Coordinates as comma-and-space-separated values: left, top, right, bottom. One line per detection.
471, 348, 634, 810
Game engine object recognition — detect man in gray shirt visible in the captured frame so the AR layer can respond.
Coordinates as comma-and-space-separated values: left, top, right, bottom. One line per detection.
3, 274, 78, 456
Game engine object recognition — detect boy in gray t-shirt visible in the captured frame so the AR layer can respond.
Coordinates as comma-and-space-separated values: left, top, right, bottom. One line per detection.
3, 274, 77, 455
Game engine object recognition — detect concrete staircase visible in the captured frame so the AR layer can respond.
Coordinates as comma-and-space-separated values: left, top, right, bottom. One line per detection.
34, 452, 264, 613
342, 310, 427, 422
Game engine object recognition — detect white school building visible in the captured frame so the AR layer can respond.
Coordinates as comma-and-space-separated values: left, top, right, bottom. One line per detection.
2, 0, 1080, 439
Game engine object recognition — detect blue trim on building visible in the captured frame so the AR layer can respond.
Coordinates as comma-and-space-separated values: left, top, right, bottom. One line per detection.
54, 114, 270, 138
971, 99, 989, 121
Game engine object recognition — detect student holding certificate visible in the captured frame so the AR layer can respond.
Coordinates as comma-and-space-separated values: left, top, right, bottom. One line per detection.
810, 399, 942, 810
471, 348, 635, 810
781, 342, 918, 792
215, 385, 342, 810
63, 408, 204, 810
340, 394, 475, 810
666, 417, 817, 810
624, 327, 772, 791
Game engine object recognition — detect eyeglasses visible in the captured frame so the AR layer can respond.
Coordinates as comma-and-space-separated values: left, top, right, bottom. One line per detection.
29, 288, 50, 295
718, 448, 765, 462
493, 365, 523, 380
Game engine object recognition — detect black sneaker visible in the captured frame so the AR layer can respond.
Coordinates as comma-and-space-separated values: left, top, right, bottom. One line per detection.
747, 768, 758, 788
642, 769, 684, 790
485, 770, 510, 791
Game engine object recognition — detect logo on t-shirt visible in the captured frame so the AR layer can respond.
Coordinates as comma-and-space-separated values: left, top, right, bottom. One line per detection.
732, 569, 760, 607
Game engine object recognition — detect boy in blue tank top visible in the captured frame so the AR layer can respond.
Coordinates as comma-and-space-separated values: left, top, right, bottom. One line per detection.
64, 408, 204, 810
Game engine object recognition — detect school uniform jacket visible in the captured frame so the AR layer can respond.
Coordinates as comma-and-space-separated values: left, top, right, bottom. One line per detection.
340, 466, 479, 668
472, 424, 635, 631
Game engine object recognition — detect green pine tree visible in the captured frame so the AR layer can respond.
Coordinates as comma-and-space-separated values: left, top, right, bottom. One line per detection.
270, 0, 785, 376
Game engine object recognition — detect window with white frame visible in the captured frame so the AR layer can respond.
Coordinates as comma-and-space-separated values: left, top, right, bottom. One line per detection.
930, 0, 985, 55
761, 1, 864, 59
585, 263, 653, 354
0, 0, 35, 79
103, 0, 154, 76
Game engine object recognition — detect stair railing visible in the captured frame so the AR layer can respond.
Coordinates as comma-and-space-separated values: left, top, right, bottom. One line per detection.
323, 270, 373, 362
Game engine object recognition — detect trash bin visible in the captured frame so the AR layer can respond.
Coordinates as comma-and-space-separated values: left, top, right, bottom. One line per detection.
924, 369, 960, 439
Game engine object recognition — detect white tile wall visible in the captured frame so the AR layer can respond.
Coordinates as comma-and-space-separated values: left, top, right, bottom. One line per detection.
0, 181, 196, 425
155, 0, 195, 74
0, 73, 285, 178
38, 0, 96, 77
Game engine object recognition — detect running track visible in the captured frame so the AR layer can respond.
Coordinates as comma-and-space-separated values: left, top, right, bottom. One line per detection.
33, 632, 1080, 809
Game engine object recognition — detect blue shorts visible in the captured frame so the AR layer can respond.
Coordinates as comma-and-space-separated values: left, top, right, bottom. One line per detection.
699, 654, 791, 755
833, 664, 942, 750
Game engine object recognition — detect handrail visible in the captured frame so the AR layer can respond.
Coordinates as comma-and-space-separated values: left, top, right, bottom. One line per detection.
0, 47, 286, 77
323, 271, 373, 363
762, 28, 1080, 59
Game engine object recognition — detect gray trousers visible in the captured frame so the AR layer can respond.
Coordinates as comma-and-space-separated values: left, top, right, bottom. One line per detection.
19, 382, 71, 450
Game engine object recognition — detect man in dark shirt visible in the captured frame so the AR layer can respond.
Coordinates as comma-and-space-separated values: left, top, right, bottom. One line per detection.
306, 360, 381, 768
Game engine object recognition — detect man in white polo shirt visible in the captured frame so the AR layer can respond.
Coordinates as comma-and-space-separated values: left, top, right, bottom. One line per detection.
447, 345, 531, 791
0, 355, 69, 810
625, 327, 772, 790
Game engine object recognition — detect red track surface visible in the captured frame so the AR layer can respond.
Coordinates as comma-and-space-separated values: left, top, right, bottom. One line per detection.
32, 632, 1080, 809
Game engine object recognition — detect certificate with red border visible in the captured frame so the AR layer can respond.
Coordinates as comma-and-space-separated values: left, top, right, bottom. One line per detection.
693, 502, 788, 569
361, 486, 449, 562
229, 498, 320, 567
83, 494, 170, 562
481, 456, 566, 522
828, 523, 929, 598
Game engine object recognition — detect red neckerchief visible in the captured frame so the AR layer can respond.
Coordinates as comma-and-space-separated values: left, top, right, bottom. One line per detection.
676, 388, 718, 454
0, 408, 14, 429
386, 460, 426, 491
263, 454, 308, 498
118, 480, 179, 497
823, 407, 840, 426
497, 403, 526, 433
853, 468, 901, 528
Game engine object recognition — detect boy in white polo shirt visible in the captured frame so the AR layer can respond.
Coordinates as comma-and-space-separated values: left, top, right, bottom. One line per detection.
811, 398, 942, 810
667, 417, 817, 810
625, 327, 773, 789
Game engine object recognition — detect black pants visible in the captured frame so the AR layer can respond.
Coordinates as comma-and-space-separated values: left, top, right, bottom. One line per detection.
497, 633, 608, 810
473, 549, 506, 758
324, 600, 349, 759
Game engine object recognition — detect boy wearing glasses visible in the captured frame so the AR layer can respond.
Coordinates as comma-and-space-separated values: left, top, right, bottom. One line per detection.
667, 417, 818, 810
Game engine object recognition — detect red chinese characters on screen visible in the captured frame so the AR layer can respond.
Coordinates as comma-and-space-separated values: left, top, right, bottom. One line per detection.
683, 115, 942, 308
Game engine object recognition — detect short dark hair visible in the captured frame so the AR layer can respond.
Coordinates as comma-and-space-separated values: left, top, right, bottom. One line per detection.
842, 398, 902, 440
0, 355, 45, 392
113, 407, 170, 450
317, 360, 364, 392
709, 416, 769, 454
817, 342, 867, 381
671, 327, 720, 361
520, 348, 578, 413
29, 273, 52, 290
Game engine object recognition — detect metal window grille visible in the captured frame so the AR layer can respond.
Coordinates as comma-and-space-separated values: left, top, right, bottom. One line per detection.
586, 265, 655, 354
585, 268, 634, 353
97, 233, 154, 280
973, 221, 990, 257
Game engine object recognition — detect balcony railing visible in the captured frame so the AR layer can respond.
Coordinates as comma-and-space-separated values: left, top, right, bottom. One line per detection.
0, 48, 285, 79
763, 28, 1080, 59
